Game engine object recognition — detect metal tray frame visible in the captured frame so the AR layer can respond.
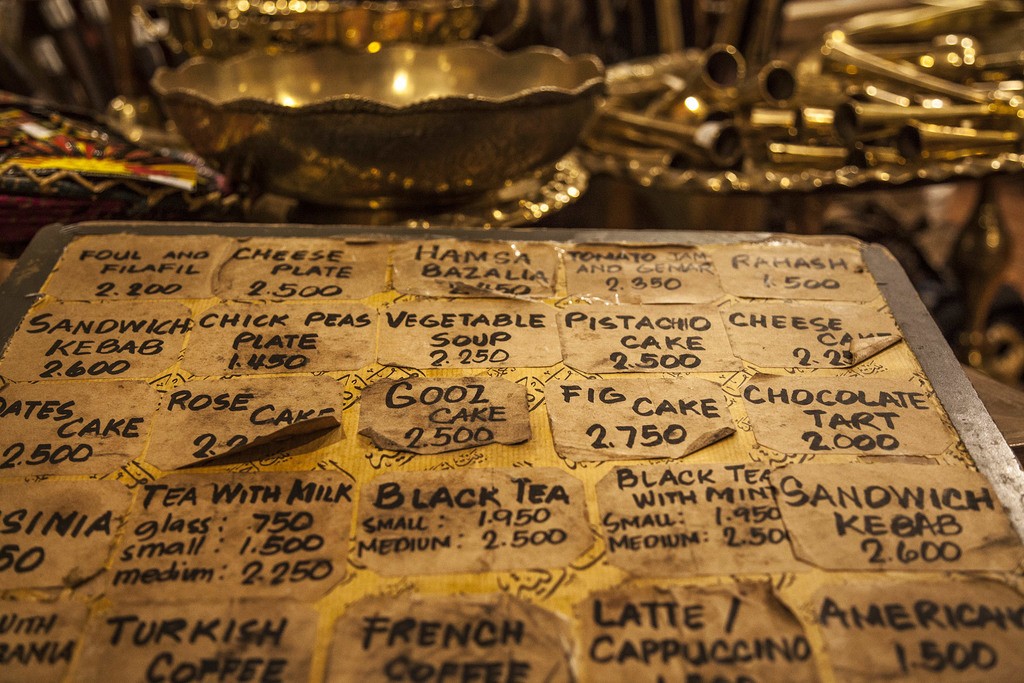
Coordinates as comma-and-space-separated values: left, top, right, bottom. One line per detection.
3, 220, 1022, 541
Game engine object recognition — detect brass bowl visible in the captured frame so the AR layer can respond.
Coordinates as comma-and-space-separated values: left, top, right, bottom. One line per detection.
152, 43, 605, 207
157, 0, 497, 58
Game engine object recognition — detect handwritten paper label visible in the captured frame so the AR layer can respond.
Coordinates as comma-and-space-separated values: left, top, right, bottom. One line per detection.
742, 376, 955, 455
0, 600, 87, 682
327, 594, 572, 682
358, 377, 530, 454
0, 380, 158, 475
378, 300, 561, 369
596, 464, 803, 575
214, 238, 389, 300
392, 239, 558, 298
0, 301, 191, 381
714, 243, 877, 301
773, 464, 1024, 571
546, 378, 734, 461
558, 304, 739, 373
74, 600, 316, 683
105, 472, 353, 600
815, 580, 1024, 682
355, 468, 591, 575
45, 234, 231, 300
563, 244, 722, 303
181, 302, 376, 375
0, 479, 130, 589
578, 583, 817, 682
147, 376, 346, 470
723, 301, 900, 368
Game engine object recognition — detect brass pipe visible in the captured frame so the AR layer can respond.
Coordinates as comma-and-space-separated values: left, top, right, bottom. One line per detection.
766, 142, 850, 166
642, 45, 747, 122
897, 120, 1021, 161
835, 100, 1021, 144
695, 44, 747, 92
800, 107, 836, 137
735, 60, 796, 107
713, 0, 748, 47
599, 109, 744, 168
848, 83, 913, 108
840, 1, 1020, 44
977, 50, 1024, 70
743, 0, 784, 68
747, 107, 802, 133
821, 34, 1007, 105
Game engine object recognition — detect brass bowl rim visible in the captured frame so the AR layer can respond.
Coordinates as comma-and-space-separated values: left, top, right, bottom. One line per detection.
151, 43, 606, 112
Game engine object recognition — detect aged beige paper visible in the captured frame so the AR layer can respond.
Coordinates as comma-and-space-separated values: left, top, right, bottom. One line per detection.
392, 238, 558, 297
358, 377, 530, 454
147, 375, 346, 470
545, 378, 735, 461
214, 238, 390, 300
327, 594, 573, 682
0, 300, 191, 381
563, 243, 723, 303
0, 380, 158, 475
713, 243, 877, 301
0, 600, 88, 683
378, 300, 561, 368
355, 467, 592, 575
723, 301, 901, 368
773, 464, 1024, 571
596, 464, 805, 575
182, 302, 376, 375
741, 376, 956, 455
815, 579, 1024, 682
74, 600, 317, 682
578, 583, 818, 682
105, 472, 354, 600
45, 234, 232, 300
0, 479, 131, 589
558, 304, 740, 372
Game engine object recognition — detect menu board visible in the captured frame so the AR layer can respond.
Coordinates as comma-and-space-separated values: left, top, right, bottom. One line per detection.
0, 227, 1021, 682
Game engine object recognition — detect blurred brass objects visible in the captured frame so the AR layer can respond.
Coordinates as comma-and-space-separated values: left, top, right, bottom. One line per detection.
152, 43, 604, 207
582, 0, 1024, 193
156, 0, 496, 57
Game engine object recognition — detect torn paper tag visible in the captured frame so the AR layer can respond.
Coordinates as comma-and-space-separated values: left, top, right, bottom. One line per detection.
182, 302, 376, 375
354, 467, 592, 575
378, 300, 561, 368
0, 300, 191, 381
0, 600, 88, 683
578, 582, 818, 682
723, 301, 901, 368
741, 376, 956, 456
146, 375, 346, 470
214, 237, 390, 301
596, 464, 805, 576
563, 243, 722, 303
74, 599, 317, 683
773, 463, 1024, 571
558, 304, 740, 372
392, 238, 558, 298
0, 479, 131, 589
712, 243, 877, 301
814, 579, 1024, 683
44, 234, 232, 300
327, 594, 572, 682
545, 378, 734, 461
0, 380, 158, 476
358, 377, 530, 454
105, 471, 354, 601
